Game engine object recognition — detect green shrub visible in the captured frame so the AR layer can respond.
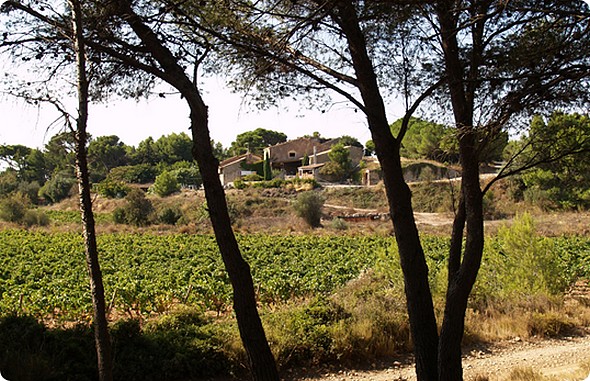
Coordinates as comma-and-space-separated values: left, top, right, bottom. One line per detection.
241, 173, 263, 182
114, 189, 154, 226
473, 213, 573, 308
233, 179, 246, 189
112, 207, 127, 224
256, 178, 285, 188
95, 179, 130, 198
0, 195, 49, 227
265, 298, 345, 367
22, 210, 50, 227
17, 181, 41, 204
0, 313, 233, 381
0, 195, 27, 223
111, 311, 233, 379
38, 172, 76, 204
157, 206, 183, 225
150, 171, 180, 197
293, 191, 325, 228
330, 217, 348, 231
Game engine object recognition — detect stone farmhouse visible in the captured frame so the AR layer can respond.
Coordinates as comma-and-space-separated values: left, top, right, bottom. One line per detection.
218, 153, 262, 186
218, 137, 364, 186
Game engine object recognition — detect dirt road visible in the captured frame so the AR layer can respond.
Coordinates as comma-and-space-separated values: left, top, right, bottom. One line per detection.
293, 335, 590, 381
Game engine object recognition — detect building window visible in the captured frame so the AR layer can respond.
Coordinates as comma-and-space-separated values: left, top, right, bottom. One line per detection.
288, 151, 296, 158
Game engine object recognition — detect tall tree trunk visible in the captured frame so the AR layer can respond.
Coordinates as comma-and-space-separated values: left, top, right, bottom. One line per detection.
117, 3, 279, 379
438, 135, 484, 381
333, 2, 439, 380
70, 1, 113, 380
436, 1, 486, 379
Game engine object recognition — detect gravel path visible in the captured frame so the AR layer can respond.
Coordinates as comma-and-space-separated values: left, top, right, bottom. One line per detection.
290, 335, 590, 381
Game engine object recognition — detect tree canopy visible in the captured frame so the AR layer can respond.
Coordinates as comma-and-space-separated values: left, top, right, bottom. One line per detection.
229, 128, 287, 156
517, 112, 590, 209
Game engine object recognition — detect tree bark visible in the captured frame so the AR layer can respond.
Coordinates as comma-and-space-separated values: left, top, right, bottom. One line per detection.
333, 2, 439, 380
70, 1, 113, 380
117, 3, 279, 379
436, 1, 486, 379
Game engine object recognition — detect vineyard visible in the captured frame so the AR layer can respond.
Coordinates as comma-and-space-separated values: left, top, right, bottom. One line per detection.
1, 228, 589, 322
0, 231, 389, 320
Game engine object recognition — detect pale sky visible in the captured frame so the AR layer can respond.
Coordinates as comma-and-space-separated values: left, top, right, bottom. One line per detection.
0, 76, 393, 150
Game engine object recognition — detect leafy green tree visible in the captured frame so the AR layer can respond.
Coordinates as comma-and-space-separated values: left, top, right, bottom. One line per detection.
171, 166, 202, 188
518, 112, 590, 209
364, 140, 376, 156
16, 181, 41, 204
263, 156, 272, 181
154, 132, 194, 165
88, 135, 129, 181
94, 179, 130, 199
0, 170, 19, 197
21, 149, 48, 184
328, 143, 351, 172
211, 140, 230, 161
151, 171, 181, 197
0, 144, 31, 172
320, 143, 352, 182
107, 164, 158, 184
337, 135, 362, 148
319, 161, 346, 182
132, 137, 158, 165
44, 132, 76, 175
229, 128, 287, 156
390, 117, 455, 162
0, 146, 48, 184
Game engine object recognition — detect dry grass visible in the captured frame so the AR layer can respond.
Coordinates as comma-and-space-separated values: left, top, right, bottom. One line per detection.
464, 295, 590, 345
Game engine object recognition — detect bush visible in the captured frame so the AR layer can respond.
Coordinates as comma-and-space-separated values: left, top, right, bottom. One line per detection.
0, 313, 234, 381
95, 179, 130, 198
293, 191, 325, 228
233, 179, 246, 189
22, 210, 50, 227
0, 170, 19, 197
38, 172, 76, 204
157, 206, 183, 225
330, 217, 348, 231
111, 311, 233, 380
17, 181, 41, 204
472, 213, 573, 307
0, 195, 49, 227
241, 173, 263, 182
265, 298, 346, 367
114, 189, 154, 226
0, 195, 27, 223
150, 171, 180, 197
112, 207, 127, 224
